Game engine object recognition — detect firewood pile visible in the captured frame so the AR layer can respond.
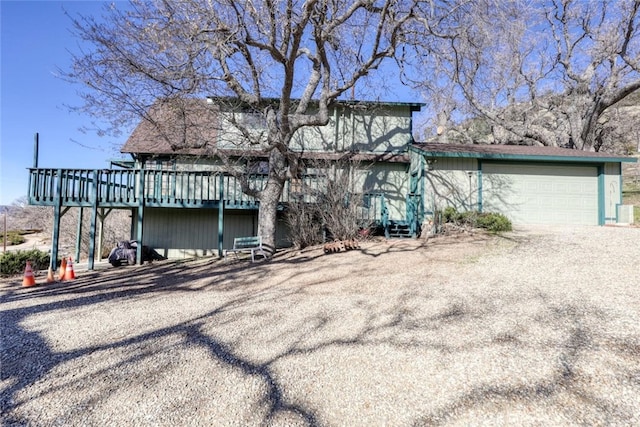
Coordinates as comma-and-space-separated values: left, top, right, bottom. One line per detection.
323, 239, 360, 254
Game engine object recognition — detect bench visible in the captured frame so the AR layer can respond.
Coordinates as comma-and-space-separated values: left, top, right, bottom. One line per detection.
224, 236, 267, 262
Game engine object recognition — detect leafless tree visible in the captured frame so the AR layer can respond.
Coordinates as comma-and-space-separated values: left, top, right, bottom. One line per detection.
64, 0, 421, 255
283, 157, 372, 249
406, 0, 640, 152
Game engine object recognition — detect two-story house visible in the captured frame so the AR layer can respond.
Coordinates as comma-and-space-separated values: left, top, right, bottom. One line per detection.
27, 97, 635, 271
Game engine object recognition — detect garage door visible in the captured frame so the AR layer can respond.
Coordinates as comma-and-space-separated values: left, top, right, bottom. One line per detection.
482, 163, 599, 225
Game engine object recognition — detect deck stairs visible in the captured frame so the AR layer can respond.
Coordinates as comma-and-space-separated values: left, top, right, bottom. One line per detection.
385, 220, 414, 238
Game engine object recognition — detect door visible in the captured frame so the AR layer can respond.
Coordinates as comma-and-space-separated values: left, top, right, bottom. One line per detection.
482, 162, 599, 225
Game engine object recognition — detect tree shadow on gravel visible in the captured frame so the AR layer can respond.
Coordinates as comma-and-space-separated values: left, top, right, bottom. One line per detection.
0, 261, 323, 425
1, 237, 639, 426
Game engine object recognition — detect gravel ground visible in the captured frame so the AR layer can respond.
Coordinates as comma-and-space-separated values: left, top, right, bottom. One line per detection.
1, 225, 639, 426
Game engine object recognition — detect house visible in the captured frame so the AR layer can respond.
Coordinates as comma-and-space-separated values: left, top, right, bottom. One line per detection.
119, 98, 424, 258
27, 99, 636, 270
27, 99, 424, 268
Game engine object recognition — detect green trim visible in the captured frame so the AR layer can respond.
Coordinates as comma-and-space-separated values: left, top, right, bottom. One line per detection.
218, 174, 224, 258
598, 166, 605, 225
207, 96, 425, 111
477, 160, 483, 212
618, 163, 623, 206
412, 147, 635, 164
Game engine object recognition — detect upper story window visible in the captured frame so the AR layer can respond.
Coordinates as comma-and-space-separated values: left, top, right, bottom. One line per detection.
241, 112, 267, 131
144, 159, 175, 171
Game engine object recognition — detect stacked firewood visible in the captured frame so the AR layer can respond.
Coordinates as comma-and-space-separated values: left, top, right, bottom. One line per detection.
323, 239, 360, 254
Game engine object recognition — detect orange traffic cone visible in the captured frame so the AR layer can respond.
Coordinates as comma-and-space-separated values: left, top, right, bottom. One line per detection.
65, 257, 76, 280
59, 258, 67, 281
22, 261, 37, 287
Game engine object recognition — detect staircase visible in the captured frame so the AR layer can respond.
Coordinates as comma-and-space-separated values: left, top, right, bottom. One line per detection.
385, 220, 414, 238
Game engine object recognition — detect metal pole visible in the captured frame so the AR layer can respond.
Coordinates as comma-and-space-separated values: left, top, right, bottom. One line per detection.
3, 209, 6, 253
34, 133, 39, 168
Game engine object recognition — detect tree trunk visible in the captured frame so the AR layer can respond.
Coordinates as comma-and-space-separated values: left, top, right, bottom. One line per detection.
257, 178, 283, 258
256, 149, 287, 258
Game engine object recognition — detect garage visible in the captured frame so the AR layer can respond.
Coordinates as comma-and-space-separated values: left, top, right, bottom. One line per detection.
411, 142, 636, 226
482, 162, 599, 225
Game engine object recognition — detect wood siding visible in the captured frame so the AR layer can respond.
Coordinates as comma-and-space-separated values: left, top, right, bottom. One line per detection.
423, 157, 478, 213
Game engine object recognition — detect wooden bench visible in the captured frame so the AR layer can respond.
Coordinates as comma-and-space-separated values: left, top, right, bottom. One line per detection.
224, 236, 267, 262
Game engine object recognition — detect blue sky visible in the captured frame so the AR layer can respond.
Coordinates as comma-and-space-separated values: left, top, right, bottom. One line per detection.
0, 1, 429, 206
1, 1, 128, 205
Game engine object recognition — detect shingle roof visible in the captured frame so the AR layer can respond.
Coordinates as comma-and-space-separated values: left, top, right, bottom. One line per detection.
121, 98, 219, 156
412, 142, 637, 163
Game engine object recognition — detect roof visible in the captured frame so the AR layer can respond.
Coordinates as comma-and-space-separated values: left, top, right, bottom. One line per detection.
123, 98, 424, 156
411, 142, 637, 163
121, 98, 219, 156
206, 96, 425, 112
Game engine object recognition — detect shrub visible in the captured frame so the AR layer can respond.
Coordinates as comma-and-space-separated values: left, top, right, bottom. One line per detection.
438, 207, 512, 233
0, 230, 26, 246
0, 249, 51, 277
475, 212, 513, 232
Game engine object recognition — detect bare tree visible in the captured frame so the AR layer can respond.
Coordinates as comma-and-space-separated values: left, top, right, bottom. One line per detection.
406, 0, 640, 152
64, 0, 420, 255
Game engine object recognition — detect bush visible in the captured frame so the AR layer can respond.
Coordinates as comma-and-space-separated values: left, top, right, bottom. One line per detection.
0, 249, 51, 277
475, 212, 513, 232
0, 230, 26, 246
438, 207, 512, 233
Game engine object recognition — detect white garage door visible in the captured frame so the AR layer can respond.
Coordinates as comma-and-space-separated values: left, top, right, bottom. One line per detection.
482, 163, 599, 225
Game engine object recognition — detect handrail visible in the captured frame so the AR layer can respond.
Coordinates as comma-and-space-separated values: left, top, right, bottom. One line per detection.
27, 168, 388, 223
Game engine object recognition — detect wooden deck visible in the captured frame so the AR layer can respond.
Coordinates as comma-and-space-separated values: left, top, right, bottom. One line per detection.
27, 168, 389, 269
28, 168, 258, 209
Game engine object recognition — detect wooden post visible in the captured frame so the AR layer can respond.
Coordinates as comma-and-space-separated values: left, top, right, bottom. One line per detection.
218, 174, 224, 258
88, 170, 99, 270
50, 169, 63, 271
97, 208, 104, 262
136, 169, 145, 265
75, 207, 83, 263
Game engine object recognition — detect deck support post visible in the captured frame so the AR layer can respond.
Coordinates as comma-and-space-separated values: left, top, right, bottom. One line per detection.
136, 169, 145, 265
50, 169, 63, 271
96, 208, 112, 262
218, 173, 224, 258
75, 207, 83, 263
88, 170, 99, 270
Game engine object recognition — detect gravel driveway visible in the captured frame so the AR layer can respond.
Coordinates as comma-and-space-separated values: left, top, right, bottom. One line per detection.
1, 225, 639, 426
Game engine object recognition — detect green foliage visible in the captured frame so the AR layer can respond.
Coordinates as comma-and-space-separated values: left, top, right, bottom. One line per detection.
0, 249, 51, 277
0, 230, 26, 246
475, 212, 513, 233
439, 207, 512, 233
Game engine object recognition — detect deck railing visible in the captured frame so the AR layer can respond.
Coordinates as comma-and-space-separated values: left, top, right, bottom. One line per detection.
28, 168, 385, 221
